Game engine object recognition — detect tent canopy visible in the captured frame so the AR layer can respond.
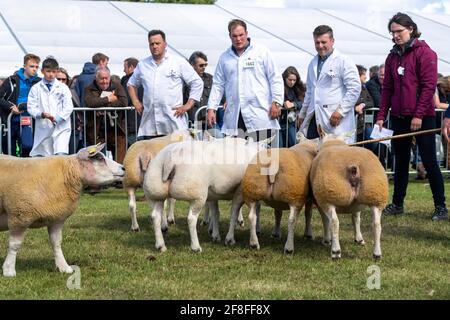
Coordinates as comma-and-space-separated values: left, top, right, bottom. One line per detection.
0, 0, 449, 80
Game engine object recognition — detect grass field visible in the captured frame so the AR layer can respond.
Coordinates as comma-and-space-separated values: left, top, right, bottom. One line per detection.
0, 180, 449, 299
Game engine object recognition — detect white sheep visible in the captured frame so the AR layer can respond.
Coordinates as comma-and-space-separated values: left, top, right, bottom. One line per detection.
123, 131, 192, 232
310, 135, 388, 259
143, 137, 268, 253
240, 138, 318, 253
0, 144, 125, 277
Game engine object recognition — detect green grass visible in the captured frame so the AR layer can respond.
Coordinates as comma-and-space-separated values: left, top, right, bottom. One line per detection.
1, 180, 450, 299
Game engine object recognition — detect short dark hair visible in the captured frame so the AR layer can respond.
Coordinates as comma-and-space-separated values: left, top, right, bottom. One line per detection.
148, 29, 166, 41
188, 51, 208, 65
313, 25, 333, 39
42, 57, 59, 70
228, 19, 247, 33
124, 57, 139, 68
356, 64, 367, 76
369, 65, 379, 75
388, 12, 421, 41
23, 53, 40, 66
92, 52, 109, 65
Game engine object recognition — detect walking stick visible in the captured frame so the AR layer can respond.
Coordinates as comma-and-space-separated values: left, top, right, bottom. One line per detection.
349, 128, 442, 146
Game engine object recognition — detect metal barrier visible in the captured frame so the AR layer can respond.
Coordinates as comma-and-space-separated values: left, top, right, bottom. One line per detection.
193, 105, 281, 147
2, 104, 448, 175
361, 108, 449, 175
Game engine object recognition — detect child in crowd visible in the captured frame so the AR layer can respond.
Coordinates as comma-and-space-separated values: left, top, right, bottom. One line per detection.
28, 57, 74, 156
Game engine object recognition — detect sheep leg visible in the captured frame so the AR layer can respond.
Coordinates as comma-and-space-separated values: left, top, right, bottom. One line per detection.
127, 188, 140, 232
151, 201, 166, 252
371, 206, 382, 260
207, 201, 216, 236
303, 201, 314, 240
284, 205, 299, 254
2, 227, 27, 277
327, 206, 341, 259
237, 207, 244, 228
48, 221, 73, 274
167, 198, 176, 225
248, 202, 260, 250
352, 211, 365, 245
225, 189, 244, 245
187, 200, 204, 253
271, 209, 282, 239
209, 200, 221, 242
202, 203, 210, 226
318, 207, 331, 246
255, 202, 261, 235
161, 199, 169, 233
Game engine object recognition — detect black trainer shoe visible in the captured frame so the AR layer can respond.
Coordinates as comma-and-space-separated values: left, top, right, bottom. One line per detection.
431, 206, 449, 221
382, 203, 404, 216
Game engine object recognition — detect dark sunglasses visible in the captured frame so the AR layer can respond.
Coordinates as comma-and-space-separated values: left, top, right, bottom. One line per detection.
57, 78, 67, 81
198, 63, 208, 68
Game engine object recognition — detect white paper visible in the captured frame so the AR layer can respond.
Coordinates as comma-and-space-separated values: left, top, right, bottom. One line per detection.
370, 124, 394, 147
100, 91, 113, 98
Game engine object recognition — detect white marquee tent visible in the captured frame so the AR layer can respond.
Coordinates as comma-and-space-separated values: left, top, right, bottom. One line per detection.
0, 0, 449, 79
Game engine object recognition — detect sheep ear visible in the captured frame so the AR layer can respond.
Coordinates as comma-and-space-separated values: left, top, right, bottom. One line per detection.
296, 131, 307, 143
91, 143, 106, 157
77, 144, 105, 160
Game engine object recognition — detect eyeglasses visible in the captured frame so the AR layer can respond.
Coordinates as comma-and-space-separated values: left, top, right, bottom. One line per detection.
57, 78, 67, 82
390, 29, 406, 35
198, 63, 208, 68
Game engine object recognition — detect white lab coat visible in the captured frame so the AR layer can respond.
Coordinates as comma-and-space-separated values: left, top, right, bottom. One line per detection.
27, 80, 73, 156
128, 52, 203, 137
207, 41, 284, 136
299, 49, 361, 143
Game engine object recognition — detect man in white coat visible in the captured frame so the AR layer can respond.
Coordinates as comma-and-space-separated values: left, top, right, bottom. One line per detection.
298, 25, 361, 143
128, 29, 203, 140
28, 57, 74, 156
207, 19, 284, 141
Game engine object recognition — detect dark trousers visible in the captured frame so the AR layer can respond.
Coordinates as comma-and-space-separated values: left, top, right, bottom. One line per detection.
306, 115, 319, 139
237, 111, 277, 146
1, 118, 33, 156
391, 116, 445, 207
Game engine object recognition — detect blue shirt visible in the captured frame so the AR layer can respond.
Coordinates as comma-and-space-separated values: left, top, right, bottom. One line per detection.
317, 50, 333, 79
16, 68, 38, 105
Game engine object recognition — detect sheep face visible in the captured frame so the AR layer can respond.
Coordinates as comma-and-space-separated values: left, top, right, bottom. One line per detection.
77, 144, 125, 186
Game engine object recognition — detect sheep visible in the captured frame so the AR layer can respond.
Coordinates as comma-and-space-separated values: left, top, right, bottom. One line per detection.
143, 137, 269, 253
309, 134, 388, 260
123, 130, 192, 232
239, 138, 318, 253
0, 144, 125, 277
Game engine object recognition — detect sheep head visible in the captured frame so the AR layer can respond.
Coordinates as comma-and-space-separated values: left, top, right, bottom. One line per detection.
77, 143, 125, 187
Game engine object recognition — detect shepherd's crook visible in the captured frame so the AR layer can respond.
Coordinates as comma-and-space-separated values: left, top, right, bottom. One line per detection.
349, 128, 441, 146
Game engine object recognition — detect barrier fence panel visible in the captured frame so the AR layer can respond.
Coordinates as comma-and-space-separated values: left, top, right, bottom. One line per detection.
361, 108, 449, 175
2, 105, 449, 175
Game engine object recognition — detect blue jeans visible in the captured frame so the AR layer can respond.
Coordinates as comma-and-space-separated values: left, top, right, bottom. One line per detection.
279, 122, 297, 147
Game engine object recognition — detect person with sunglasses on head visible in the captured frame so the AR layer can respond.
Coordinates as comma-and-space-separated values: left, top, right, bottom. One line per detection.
184, 51, 225, 135
375, 12, 448, 221
0, 53, 41, 156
